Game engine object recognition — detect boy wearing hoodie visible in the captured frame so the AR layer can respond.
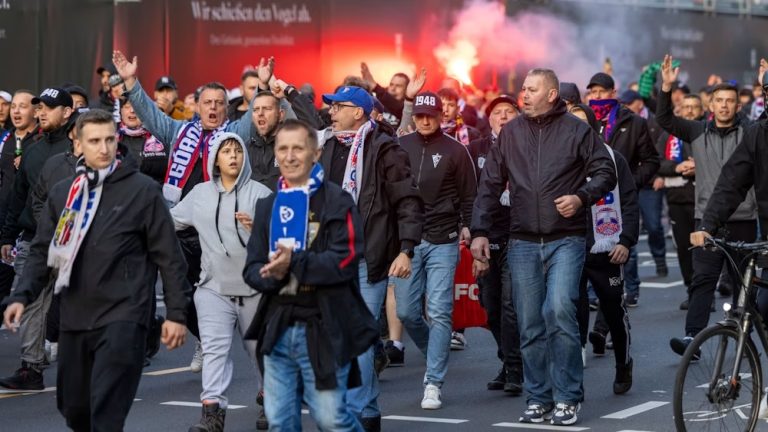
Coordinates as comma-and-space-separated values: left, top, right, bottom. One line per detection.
170, 132, 273, 432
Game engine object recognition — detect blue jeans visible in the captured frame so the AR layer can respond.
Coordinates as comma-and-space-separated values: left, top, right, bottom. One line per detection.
624, 246, 640, 298
638, 187, 666, 259
394, 240, 459, 387
508, 236, 585, 405
263, 324, 362, 432
346, 260, 388, 419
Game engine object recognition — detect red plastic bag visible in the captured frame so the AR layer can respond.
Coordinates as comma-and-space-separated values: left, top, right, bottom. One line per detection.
452, 244, 488, 330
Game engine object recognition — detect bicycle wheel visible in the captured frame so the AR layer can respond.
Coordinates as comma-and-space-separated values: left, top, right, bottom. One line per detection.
674, 325, 763, 432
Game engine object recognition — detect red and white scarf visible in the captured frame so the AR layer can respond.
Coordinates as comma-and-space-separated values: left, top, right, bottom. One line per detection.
441, 116, 470, 145
119, 124, 164, 154
48, 157, 121, 293
163, 120, 228, 205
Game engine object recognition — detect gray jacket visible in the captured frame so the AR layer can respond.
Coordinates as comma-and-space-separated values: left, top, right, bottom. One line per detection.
171, 132, 273, 296
656, 89, 757, 221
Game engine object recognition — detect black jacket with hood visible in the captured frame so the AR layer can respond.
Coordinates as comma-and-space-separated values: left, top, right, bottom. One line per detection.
472, 99, 617, 242
575, 104, 639, 250
2, 122, 72, 244
0, 128, 38, 229
600, 104, 660, 188
320, 121, 424, 283
5, 156, 190, 330
398, 128, 476, 245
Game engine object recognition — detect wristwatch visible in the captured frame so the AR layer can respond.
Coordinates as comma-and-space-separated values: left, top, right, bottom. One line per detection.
401, 248, 414, 259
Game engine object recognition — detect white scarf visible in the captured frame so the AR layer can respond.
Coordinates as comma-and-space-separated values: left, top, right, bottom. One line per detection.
48, 158, 120, 293
340, 120, 374, 203
590, 145, 623, 254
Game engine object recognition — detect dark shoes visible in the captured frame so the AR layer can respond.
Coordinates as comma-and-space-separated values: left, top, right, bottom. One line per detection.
504, 369, 523, 395
384, 340, 404, 367
670, 336, 700, 360
487, 368, 506, 390
0, 362, 44, 391
588, 331, 606, 357
256, 390, 268, 430
361, 415, 381, 432
189, 402, 226, 432
613, 358, 633, 394
655, 258, 668, 277
373, 341, 390, 376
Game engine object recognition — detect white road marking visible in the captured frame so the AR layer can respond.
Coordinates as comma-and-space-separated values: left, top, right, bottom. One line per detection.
143, 366, 192, 376
0, 386, 55, 398
492, 423, 589, 431
602, 401, 669, 419
382, 415, 468, 424
160, 401, 246, 409
616, 430, 656, 432
640, 280, 684, 289
696, 373, 752, 388
638, 252, 678, 258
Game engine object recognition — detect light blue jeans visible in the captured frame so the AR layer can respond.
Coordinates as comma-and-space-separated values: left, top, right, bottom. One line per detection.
508, 236, 586, 405
263, 324, 363, 432
347, 260, 388, 419
394, 240, 459, 387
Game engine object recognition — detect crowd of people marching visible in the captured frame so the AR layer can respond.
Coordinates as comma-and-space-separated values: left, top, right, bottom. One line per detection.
0, 50, 766, 431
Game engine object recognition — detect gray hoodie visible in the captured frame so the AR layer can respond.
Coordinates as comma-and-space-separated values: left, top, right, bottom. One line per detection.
171, 132, 273, 296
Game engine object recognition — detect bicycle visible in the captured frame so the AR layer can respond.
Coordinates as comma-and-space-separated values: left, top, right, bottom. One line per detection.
673, 237, 768, 432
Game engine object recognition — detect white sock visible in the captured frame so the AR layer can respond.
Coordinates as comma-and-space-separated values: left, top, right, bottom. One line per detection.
392, 340, 404, 350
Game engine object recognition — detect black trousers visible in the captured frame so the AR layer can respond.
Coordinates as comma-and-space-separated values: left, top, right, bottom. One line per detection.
178, 230, 201, 339
668, 203, 695, 288
477, 243, 522, 374
0, 262, 14, 317
57, 321, 147, 432
685, 219, 757, 336
578, 252, 631, 366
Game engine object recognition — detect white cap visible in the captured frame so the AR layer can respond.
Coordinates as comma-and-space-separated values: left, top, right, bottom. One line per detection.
0, 91, 11, 103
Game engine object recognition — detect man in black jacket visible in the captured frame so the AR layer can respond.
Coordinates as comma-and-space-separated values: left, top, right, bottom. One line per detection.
317, 85, 423, 429
0, 90, 38, 315
471, 69, 616, 425
3, 109, 189, 431
468, 95, 523, 395
0, 87, 73, 391
397, 91, 476, 410
587, 72, 661, 307
243, 119, 378, 431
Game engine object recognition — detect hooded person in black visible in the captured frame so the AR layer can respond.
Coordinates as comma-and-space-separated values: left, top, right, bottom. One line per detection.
3, 109, 189, 431
0, 87, 74, 391
471, 69, 616, 425
570, 103, 639, 395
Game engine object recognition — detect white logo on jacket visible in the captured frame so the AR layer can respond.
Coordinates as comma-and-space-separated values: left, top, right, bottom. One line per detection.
432, 153, 442, 168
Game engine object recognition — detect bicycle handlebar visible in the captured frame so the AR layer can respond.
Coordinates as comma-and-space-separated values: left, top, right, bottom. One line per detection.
705, 237, 768, 253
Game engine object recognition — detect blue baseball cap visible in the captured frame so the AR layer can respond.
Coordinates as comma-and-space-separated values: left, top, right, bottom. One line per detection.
322, 86, 374, 116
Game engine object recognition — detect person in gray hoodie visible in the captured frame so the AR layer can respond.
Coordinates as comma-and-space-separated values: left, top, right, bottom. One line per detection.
170, 132, 273, 432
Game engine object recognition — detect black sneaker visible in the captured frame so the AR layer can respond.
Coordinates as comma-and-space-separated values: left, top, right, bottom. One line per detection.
613, 358, 633, 394
655, 259, 669, 277
504, 369, 523, 396
256, 406, 268, 430
717, 280, 733, 297
384, 340, 404, 367
519, 403, 554, 423
551, 402, 581, 426
361, 415, 381, 432
680, 298, 689, 310
625, 294, 639, 308
189, 402, 225, 432
373, 341, 389, 376
0, 363, 44, 391
487, 368, 506, 390
588, 331, 606, 356
670, 336, 700, 360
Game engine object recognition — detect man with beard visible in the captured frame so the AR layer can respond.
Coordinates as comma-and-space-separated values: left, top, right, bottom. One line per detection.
0, 87, 73, 390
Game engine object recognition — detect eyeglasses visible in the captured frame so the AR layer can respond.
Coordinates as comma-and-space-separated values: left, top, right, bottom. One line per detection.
330, 103, 359, 113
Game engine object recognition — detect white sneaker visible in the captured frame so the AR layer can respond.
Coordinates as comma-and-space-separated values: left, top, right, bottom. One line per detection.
421, 384, 442, 409
759, 392, 768, 419
190, 341, 203, 373
450, 331, 467, 350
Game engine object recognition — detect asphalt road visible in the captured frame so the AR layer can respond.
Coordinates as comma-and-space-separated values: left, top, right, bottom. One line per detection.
1, 236, 765, 431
